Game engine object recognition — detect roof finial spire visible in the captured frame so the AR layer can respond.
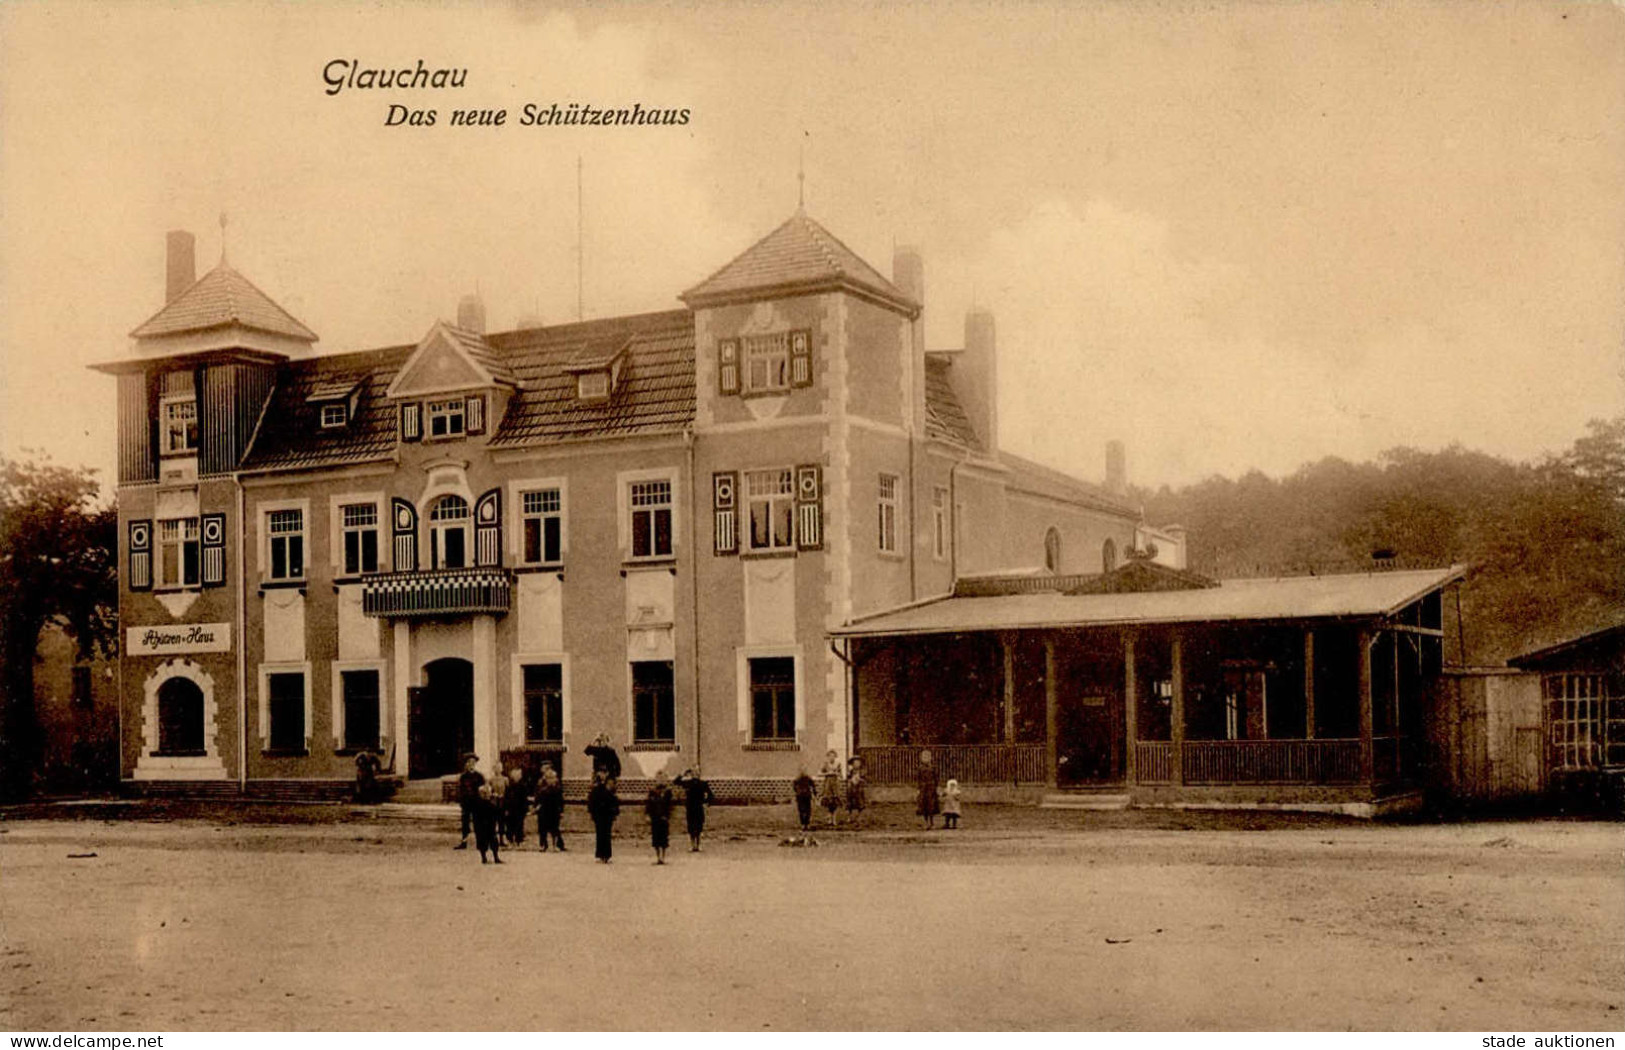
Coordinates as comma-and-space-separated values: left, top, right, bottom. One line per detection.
218, 211, 229, 264
797, 133, 806, 213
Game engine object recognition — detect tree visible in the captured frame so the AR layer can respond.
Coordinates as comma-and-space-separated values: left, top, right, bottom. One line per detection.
0, 456, 117, 800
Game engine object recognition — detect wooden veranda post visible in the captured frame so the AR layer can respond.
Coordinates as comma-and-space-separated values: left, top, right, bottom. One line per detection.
1170, 632, 1185, 786
1303, 629, 1316, 740
1357, 628, 1374, 782
1002, 633, 1017, 744
1123, 631, 1138, 784
1044, 636, 1058, 787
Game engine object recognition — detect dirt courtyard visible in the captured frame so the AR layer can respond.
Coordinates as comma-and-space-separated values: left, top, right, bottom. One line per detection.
1, 804, 1620, 1031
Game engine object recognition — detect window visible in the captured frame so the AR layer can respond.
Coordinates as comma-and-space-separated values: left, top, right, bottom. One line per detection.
523, 664, 564, 744
341, 670, 380, 751
157, 677, 205, 755
744, 332, 790, 393
160, 397, 198, 455
158, 517, 200, 588
267, 509, 305, 580
932, 487, 949, 560
1045, 527, 1062, 573
427, 398, 466, 438
877, 474, 899, 553
749, 657, 796, 742
521, 489, 563, 565
1102, 538, 1117, 573
429, 495, 470, 569
630, 479, 672, 559
577, 372, 609, 400
745, 469, 795, 552
632, 661, 675, 745
340, 503, 380, 575
320, 403, 348, 428
268, 672, 306, 753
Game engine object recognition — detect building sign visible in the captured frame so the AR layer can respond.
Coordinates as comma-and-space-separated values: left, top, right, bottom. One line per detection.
127, 622, 232, 656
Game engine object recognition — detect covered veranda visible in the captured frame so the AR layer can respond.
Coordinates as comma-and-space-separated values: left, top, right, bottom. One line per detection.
832, 565, 1463, 808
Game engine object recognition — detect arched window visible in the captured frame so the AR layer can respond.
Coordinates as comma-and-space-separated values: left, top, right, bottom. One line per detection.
1102, 538, 1117, 573
157, 677, 205, 755
1044, 527, 1062, 573
429, 494, 471, 569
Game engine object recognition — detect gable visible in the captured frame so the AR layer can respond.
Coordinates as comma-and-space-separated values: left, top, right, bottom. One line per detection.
385, 325, 494, 399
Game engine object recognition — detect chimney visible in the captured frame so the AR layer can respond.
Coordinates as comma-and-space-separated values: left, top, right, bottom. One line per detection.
166, 230, 196, 303
457, 293, 486, 334
1105, 440, 1127, 496
893, 246, 927, 434
961, 309, 998, 454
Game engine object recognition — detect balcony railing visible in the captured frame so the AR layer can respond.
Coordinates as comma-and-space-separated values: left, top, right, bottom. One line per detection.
1144, 738, 1364, 784
856, 744, 1047, 785
361, 567, 512, 618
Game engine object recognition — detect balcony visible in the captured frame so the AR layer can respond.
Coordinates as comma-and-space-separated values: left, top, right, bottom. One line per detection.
361, 567, 512, 618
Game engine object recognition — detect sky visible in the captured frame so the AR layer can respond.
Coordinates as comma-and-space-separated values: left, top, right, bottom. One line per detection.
1, 0, 1621, 494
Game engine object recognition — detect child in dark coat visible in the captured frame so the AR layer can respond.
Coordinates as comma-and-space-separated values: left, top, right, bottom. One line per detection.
587, 773, 621, 863
503, 767, 529, 845
645, 770, 675, 865
472, 785, 502, 864
533, 762, 565, 851
673, 767, 715, 852
792, 770, 816, 834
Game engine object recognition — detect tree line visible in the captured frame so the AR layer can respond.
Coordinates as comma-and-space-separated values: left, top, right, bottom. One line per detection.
1136, 417, 1625, 666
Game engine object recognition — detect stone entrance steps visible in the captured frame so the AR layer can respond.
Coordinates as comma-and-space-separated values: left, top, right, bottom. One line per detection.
1039, 791, 1131, 810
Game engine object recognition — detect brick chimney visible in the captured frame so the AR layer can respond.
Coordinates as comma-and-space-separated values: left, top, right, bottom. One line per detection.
892, 246, 926, 432
166, 230, 196, 303
1105, 439, 1127, 496
961, 309, 998, 455
457, 293, 486, 334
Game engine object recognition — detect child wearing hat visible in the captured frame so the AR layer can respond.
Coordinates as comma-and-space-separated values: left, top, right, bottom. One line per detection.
453, 753, 485, 849
942, 778, 963, 829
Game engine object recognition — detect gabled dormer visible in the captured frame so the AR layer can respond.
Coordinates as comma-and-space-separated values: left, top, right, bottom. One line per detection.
561, 336, 630, 403
386, 319, 518, 444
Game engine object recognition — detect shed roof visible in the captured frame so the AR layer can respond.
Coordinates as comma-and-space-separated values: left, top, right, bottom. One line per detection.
1508, 619, 1625, 671
832, 565, 1467, 637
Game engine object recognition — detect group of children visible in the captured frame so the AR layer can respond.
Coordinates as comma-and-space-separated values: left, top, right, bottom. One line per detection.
791, 751, 870, 834
454, 745, 963, 864
453, 753, 568, 863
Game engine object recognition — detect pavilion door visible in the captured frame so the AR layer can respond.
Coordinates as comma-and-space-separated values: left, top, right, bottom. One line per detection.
1057, 691, 1120, 784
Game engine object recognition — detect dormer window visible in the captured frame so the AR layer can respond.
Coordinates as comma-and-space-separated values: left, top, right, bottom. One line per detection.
306, 379, 361, 433
320, 403, 348, 429
565, 336, 629, 404
160, 396, 198, 455
427, 398, 466, 439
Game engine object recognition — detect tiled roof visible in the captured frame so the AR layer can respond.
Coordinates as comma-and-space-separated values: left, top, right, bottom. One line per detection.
242, 311, 695, 470
441, 323, 518, 388
681, 211, 917, 313
486, 311, 694, 447
834, 565, 1470, 637
999, 449, 1137, 517
130, 262, 318, 341
923, 355, 981, 451
241, 349, 412, 471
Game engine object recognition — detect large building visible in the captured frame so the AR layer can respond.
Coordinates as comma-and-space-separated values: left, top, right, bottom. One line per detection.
94, 211, 1162, 796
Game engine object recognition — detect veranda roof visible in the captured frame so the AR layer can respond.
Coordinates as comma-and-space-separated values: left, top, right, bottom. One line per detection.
832, 565, 1467, 638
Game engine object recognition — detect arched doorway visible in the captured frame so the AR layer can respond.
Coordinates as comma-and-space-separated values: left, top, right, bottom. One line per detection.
409, 657, 475, 779
157, 677, 205, 755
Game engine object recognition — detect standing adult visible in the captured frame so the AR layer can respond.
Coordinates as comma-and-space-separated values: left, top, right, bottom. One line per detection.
454, 753, 485, 849
673, 767, 716, 852
533, 762, 565, 851
587, 772, 621, 863
584, 733, 622, 780
915, 749, 940, 830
